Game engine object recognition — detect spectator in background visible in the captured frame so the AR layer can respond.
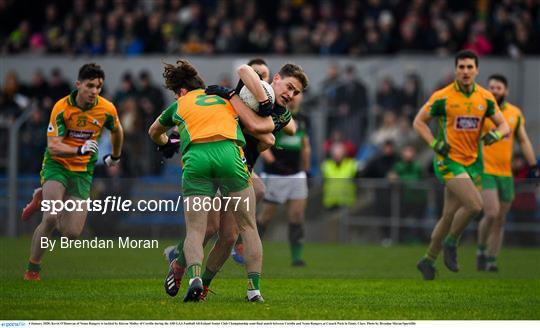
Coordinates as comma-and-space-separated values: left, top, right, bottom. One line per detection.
388, 145, 427, 242
137, 71, 165, 175
375, 77, 401, 115
321, 142, 359, 210
335, 65, 368, 142
361, 140, 399, 239
464, 21, 493, 56
321, 63, 343, 136
370, 111, 400, 147
113, 73, 138, 105
48, 68, 71, 102
324, 130, 357, 159
0, 71, 30, 122
362, 139, 398, 180
400, 73, 422, 121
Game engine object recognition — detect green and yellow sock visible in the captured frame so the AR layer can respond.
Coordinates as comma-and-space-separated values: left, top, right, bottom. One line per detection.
247, 272, 261, 291
186, 263, 202, 280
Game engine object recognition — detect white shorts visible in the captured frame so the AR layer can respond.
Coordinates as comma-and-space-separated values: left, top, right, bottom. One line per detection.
261, 171, 308, 204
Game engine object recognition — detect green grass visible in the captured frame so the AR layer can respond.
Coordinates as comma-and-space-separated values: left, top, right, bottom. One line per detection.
1, 238, 539, 320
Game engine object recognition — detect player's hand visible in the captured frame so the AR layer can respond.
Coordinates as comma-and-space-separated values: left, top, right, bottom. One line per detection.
273, 104, 287, 116
103, 154, 121, 167
482, 130, 502, 145
430, 139, 450, 156
205, 85, 235, 100
257, 98, 273, 117
78, 140, 99, 155
157, 132, 180, 159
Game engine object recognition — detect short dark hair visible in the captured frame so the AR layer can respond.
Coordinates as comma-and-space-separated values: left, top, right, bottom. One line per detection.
162, 59, 205, 93
488, 74, 508, 88
78, 63, 105, 81
455, 50, 479, 67
247, 58, 267, 67
278, 63, 309, 91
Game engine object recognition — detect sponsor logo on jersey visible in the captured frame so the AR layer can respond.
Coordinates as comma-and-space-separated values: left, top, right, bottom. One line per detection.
455, 116, 480, 130
67, 130, 94, 140
47, 123, 54, 133
478, 104, 484, 111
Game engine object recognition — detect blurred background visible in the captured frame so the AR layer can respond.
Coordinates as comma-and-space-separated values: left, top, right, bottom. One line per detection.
1, 0, 539, 246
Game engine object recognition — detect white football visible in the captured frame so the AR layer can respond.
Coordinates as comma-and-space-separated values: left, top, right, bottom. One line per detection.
238, 80, 275, 112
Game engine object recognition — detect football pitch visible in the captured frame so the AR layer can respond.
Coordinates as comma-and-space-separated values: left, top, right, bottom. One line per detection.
1, 238, 539, 320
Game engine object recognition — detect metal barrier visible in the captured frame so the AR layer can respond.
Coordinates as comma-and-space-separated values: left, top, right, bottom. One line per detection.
1, 105, 36, 237
339, 178, 540, 244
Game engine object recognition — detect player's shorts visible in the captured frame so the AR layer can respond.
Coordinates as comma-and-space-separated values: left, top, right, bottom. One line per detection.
261, 171, 308, 204
433, 156, 482, 188
482, 173, 515, 202
182, 140, 250, 197
40, 158, 93, 199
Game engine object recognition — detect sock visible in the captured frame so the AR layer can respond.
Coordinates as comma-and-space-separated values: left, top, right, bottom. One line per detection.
201, 267, 217, 287
289, 223, 304, 262
422, 254, 435, 265
477, 244, 487, 256
486, 256, 497, 264
27, 260, 41, 272
443, 234, 458, 247
186, 263, 202, 280
175, 240, 187, 267
247, 272, 261, 291
257, 221, 266, 237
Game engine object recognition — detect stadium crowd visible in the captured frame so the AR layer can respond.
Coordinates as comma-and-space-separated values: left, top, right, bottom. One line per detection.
2, 0, 539, 57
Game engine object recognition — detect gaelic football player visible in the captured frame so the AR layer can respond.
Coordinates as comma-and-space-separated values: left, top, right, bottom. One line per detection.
257, 92, 311, 266
149, 59, 274, 302
477, 74, 539, 272
23, 63, 124, 280
162, 61, 308, 300
413, 50, 509, 280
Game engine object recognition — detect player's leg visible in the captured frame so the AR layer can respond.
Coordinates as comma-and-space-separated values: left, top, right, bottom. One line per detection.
477, 183, 500, 271
56, 195, 89, 239
443, 174, 484, 272
286, 172, 309, 266
26, 180, 66, 280
485, 177, 514, 272
443, 175, 483, 272
229, 185, 264, 302
257, 201, 278, 237
180, 196, 209, 301
287, 198, 307, 266
417, 186, 461, 280
485, 201, 511, 272
201, 209, 239, 299
231, 172, 265, 264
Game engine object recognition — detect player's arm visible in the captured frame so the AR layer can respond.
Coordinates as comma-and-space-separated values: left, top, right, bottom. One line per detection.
516, 119, 538, 167
255, 133, 276, 152
282, 118, 297, 136
148, 119, 171, 146
230, 95, 274, 134
237, 64, 268, 102
301, 135, 311, 172
109, 123, 124, 158
487, 111, 510, 139
413, 108, 436, 146
47, 136, 79, 156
